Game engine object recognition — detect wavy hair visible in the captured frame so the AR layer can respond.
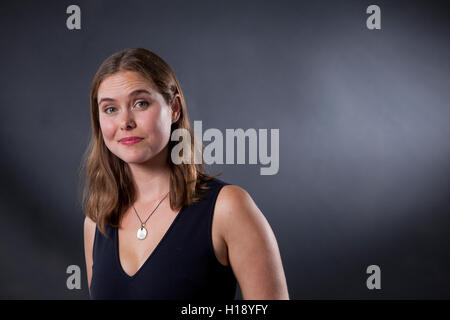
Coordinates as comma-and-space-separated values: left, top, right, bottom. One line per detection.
79, 48, 220, 237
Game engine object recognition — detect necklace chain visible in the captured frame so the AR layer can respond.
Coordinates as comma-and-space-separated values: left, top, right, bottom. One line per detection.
132, 192, 169, 227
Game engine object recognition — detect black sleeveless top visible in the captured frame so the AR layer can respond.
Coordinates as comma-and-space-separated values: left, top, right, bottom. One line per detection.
90, 178, 237, 300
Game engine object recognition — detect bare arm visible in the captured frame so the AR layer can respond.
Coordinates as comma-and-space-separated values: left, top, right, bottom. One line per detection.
216, 185, 289, 299
83, 216, 96, 294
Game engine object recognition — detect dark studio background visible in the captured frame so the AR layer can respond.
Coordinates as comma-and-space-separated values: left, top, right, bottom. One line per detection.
0, 0, 449, 299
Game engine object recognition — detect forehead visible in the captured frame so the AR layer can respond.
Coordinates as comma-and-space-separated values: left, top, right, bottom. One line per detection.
97, 71, 155, 100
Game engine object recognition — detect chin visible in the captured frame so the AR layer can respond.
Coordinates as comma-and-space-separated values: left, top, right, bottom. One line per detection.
107, 149, 144, 163
119, 155, 150, 164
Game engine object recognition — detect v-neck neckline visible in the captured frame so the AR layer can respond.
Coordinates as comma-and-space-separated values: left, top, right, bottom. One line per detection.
114, 206, 186, 279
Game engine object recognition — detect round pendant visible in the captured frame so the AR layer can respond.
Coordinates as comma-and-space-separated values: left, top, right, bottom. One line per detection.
137, 226, 147, 240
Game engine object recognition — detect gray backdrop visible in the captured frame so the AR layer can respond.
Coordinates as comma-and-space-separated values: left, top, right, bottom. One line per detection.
0, 0, 449, 299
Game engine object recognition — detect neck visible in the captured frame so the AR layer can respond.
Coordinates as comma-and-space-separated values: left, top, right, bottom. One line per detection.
127, 146, 171, 205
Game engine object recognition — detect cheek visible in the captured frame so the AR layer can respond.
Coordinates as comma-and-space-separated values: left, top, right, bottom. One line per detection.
99, 117, 116, 140
144, 107, 172, 135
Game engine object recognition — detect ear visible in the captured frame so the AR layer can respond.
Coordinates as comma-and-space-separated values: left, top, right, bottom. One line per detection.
171, 94, 181, 124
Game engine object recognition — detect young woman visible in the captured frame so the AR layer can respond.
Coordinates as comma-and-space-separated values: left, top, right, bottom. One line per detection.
81, 48, 289, 299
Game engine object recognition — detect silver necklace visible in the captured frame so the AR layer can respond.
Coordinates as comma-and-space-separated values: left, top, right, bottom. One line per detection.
133, 192, 169, 240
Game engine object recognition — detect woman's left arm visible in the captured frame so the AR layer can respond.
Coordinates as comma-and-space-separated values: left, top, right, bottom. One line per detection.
215, 185, 289, 300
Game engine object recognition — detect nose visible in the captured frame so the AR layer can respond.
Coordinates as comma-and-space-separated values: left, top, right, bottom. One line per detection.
119, 109, 136, 130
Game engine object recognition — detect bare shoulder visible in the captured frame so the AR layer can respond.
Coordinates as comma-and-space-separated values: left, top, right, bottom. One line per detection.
214, 184, 271, 244
84, 216, 97, 236
216, 184, 252, 210
214, 184, 289, 299
215, 185, 254, 221
84, 216, 97, 259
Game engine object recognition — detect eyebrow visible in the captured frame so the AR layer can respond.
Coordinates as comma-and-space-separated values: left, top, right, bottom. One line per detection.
98, 89, 152, 106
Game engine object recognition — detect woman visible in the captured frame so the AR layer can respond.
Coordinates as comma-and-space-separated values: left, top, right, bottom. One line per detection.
81, 48, 289, 299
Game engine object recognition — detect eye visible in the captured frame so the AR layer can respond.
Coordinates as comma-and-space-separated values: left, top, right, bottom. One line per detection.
104, 106, 116, 114
135, 101, 149, 108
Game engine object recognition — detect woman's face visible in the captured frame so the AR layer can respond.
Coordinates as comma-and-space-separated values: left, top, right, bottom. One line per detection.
97, 70, 177, 165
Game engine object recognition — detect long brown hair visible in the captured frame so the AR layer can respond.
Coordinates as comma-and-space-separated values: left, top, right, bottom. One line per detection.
79, 48, 220, 237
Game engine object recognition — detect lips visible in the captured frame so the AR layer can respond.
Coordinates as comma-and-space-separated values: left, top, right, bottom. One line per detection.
119, 137, 143, 146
